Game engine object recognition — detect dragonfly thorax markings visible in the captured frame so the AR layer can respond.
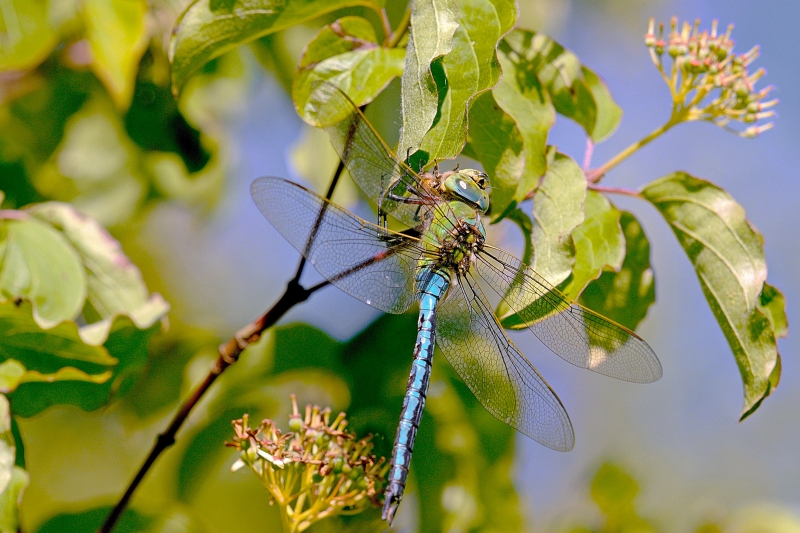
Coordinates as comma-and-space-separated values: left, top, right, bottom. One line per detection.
419, 200, 486, 276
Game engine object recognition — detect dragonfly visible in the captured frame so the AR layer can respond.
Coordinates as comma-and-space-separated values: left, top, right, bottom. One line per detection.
251, 83, 662, 523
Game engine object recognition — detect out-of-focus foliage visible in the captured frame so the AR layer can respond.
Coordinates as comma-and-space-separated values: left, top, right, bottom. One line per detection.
0, 0, 789, 531
566, 462, 800, 533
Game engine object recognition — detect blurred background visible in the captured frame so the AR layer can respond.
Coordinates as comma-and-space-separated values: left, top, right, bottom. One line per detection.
3, 0, 798, 531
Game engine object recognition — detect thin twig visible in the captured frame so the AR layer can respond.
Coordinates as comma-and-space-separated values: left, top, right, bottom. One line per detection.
588, 184, 643, 198
584, 119, 677, 183
98, 161, 345, 533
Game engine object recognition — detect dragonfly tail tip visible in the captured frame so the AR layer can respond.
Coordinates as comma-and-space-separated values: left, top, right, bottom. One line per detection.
382, 485, 402, 524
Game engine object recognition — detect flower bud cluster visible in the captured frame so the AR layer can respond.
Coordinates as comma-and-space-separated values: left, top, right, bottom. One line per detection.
229, 395, 388, 532
645, 17, 777, 137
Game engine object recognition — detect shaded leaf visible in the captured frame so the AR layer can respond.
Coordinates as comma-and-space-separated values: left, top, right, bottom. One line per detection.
758, 283, 788, 339
169, 0, 376, 93
587, 462, 657, 532
502, 30, 622, 142
293, 16, 404, 125
641, 172, 781, 419
0, 0, 58, 71
493, 40, 554, 197
581, 211, 655, 331
530, 153, 586, 287
397, 0, 459, 155
0, 301, 116, 383
82, 0, 149, 109
504, 208, 533, 267
36, 506, 152, 533
558, 191, 624, 301
462, 90, 525, 217
0, 214, 86, 328
582, 67, 623, 142
32, 95, 146, 227
408, 0, 517, 162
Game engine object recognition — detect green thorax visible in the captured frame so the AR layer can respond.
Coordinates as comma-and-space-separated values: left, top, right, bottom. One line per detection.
418, 200, 487, 276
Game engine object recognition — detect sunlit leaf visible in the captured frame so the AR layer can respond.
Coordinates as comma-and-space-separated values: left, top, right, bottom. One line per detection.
82, 0, 149, 109
0, 396, 13, 495
397, 0, 459, 155
0, 466, 27, 533
558, 191, 624, 301
502, 30, 622, 142
0, 0, 58, 71
530, 153, 586, 287
408, 0, 517, 162
641, 172, 781, 419
293, 17, 405, 125
26, 201, 168, 322
581, 211, 655, 331
170, 0, 377, 93
0, 214, 86, 327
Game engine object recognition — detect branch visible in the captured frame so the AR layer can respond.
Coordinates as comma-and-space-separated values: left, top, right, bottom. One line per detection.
98, 162, 345, 533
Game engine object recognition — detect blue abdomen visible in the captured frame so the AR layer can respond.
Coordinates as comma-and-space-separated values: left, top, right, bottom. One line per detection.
382, 267, 451, 523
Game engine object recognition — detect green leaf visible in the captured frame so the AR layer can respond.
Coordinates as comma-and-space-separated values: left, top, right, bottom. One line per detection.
293, 17, 405, 125
502, 30, 622, 142
32, 95, 146, 227
492, 41, 554, 197
641, 172, 781, 419
169, 0, 376, 94
581, 211, 656, 331
0, 215, 86, 328
462, 91, 525, 217
758, 283, 788, 339
505, 208, 533, 266
397, 0, 459, 155
0, 466, 27, 533
0, 396, 13, 495
0, 301, 116, 393
530, 153, 586, 287
588, 462, 656, 532
558, 190, 624, 301
82, 0, 149, 109
36, 506, 153, 533
408, 0, 517, 161
26, 201, 169, 325
0, 0, 58, 71
582, 66, 623, 142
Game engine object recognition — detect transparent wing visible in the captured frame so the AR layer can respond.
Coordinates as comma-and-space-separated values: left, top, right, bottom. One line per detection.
476, 246, 662, 383
307, 82, 436, 228
436, 273, 575, 451
251, 177, 423, 314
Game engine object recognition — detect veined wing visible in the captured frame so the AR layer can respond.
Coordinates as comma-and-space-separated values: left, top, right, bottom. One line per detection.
251, 177, 421, 314
307, 82, 437, 228
475, 245, 662, 383
437, 273, 575, 451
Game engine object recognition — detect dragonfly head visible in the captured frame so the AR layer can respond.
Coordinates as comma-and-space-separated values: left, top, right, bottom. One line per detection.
442, 169, 491, 213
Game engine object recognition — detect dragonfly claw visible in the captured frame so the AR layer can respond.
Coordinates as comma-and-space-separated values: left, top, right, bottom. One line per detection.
382, 483, 402, 524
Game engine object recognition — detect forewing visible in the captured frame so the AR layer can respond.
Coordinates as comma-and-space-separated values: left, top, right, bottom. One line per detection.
436, 274, 575, 451
476, 246, 662, 383
307, 82, 435, 228
251, 177, 421, 314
